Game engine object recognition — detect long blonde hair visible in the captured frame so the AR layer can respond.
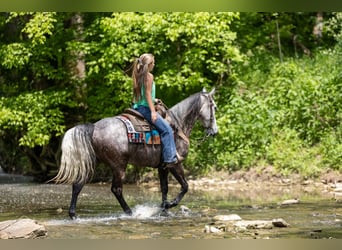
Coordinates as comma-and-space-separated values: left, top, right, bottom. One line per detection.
132, 53, 154, 102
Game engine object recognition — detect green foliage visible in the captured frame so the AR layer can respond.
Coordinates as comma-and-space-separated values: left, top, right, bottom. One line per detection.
0, 12, 87, 176
84, 12, 242, 120
266, 52, 341, 144
185, 123, 219, 175
215, 88, 272, 169
21, 12, 57, 46
325, 12, 342, 42
0, 90, 73, 147
0, 43, 31, 69
187, 45, 341, 176
0, 12, 341, 180
266, 128, 322, 177
232, 12, 337, 57
319, 126, 342, 170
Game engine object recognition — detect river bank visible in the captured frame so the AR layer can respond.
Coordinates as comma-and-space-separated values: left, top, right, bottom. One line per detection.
138, 166, 342, 201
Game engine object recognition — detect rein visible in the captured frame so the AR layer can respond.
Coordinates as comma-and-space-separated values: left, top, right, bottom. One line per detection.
155, 99, 190, 146
193, 133, 211, 147
156, 92, 214, 147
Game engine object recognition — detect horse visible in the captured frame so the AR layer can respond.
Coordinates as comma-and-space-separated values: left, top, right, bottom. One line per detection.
53, 88, 218, 219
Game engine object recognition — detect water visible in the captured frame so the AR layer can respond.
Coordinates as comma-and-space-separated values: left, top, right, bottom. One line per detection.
0, 167, 34, 184
0, 180, 341, 239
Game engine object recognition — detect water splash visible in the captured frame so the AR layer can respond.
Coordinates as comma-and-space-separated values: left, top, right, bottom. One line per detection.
128, 203, 163, 219
44, 203, 171, 226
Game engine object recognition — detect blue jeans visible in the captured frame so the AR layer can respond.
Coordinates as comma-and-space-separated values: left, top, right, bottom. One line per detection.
135, 105, 177, 163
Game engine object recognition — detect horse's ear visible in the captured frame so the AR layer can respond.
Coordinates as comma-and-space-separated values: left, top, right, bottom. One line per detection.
209, 88, 216, 96
202, 87, 207, 93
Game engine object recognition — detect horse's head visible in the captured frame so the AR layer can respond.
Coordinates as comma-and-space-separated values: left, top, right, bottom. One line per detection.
199, 88, 218, 136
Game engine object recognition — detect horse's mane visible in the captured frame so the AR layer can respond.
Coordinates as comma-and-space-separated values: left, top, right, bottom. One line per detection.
168, 92, 204, 132
170, 92, 202, 113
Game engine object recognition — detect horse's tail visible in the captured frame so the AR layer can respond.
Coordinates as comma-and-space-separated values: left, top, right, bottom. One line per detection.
52, 124, 96, 184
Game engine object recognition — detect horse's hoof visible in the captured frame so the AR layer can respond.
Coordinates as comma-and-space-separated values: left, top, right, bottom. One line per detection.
161, 201, 171, 209
160, 209, 170, 217
69, 214, 77, 220
125, 209, 133, 216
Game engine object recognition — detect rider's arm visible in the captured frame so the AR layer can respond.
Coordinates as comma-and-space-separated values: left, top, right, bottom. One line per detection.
145, 74, 157, 123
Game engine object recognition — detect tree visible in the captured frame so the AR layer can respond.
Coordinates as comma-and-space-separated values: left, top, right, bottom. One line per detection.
84, 12, 242, 120
0, 12, 94, 179
0, 12, 340, 181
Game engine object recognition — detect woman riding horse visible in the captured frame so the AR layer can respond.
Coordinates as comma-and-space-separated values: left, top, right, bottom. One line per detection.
132, 53, 179, 168
52, 57, 218, 219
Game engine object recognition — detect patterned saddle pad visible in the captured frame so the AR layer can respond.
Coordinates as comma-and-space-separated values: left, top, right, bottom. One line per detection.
116, 109, 161, 145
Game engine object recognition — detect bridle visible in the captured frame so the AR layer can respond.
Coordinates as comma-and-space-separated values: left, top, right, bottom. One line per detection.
192, 94, 217, 146
156, 92, 216, 146
203, 94, 216, 133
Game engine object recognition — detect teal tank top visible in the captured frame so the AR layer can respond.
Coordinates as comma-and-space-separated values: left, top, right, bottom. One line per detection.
133, 81, 155, 109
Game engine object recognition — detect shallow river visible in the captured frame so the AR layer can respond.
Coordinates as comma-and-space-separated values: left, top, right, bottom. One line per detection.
0, 170, 341, 239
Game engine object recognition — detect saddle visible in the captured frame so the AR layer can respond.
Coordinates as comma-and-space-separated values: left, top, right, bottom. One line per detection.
121, 109, 152, 132
116, 108, 161, 145
116, 99, 189, 146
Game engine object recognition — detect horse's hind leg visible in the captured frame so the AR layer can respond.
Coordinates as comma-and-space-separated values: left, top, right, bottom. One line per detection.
69, 182, 84, 220
111, 170, 132, 215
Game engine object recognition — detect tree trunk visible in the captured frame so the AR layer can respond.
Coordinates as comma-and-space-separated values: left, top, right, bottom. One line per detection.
69, 12, 87, 120
313, 12, 324, 42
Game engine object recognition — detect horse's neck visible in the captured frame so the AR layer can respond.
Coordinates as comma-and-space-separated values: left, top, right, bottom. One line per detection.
170, 94, 201, 137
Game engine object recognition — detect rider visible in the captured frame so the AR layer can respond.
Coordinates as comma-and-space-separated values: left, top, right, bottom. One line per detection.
132, 53, 179, 167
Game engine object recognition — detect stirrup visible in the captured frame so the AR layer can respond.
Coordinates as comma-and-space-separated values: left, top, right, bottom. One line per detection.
161, 153, 184, 169
176, 152, 184, 162
162, 160, 178, 169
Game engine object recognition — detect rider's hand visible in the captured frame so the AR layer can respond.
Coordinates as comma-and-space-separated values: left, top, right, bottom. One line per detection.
151, 111, 158, 123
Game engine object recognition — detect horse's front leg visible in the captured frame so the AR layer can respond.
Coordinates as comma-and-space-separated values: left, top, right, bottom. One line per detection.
158, 167, 170, 210
167, 163, 188, 208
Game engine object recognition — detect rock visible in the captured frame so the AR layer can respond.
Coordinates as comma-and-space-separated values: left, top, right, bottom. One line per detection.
333, 187, 342, 192
279, 198, 300, 205
331, 183, 342, 189
180, 205, 191, 214
209, 217, 289, 233
204, 225, 223, 233
233, 218, 289, 229
213, 214, 242, 221
333, 192, 342, 202
234, 220, 274, 230
272, 218, 290, 227
0, 218, 47, 239
128, 234, 150, 239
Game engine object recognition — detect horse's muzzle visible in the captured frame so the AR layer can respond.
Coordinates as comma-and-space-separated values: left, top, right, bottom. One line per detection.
206, 127, 218, 136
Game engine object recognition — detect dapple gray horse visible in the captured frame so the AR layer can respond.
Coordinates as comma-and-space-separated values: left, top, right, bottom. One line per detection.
53, 88, 218, 219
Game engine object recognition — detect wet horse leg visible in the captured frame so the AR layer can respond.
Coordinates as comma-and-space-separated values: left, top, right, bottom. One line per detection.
158, 167, 170, 209
69, 182, 84, 220
166, 163, 189, 209
111, 170, 132, 215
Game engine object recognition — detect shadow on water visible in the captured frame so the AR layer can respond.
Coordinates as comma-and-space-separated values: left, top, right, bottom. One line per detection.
0, 178, 341, 239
